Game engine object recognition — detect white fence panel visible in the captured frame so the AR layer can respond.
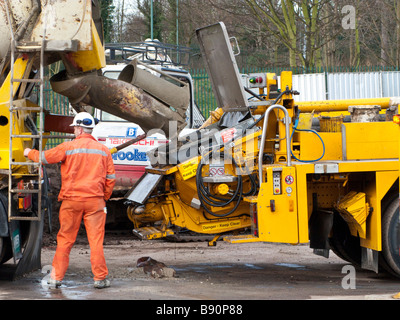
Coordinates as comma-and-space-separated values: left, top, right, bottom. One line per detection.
292, 73, 326, 102
245, 71, 400, 103
381, 71, 400, 97
327, 72, 382, 100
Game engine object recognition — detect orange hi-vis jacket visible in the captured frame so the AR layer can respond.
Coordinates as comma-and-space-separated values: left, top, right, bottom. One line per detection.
28, 133, 116, 202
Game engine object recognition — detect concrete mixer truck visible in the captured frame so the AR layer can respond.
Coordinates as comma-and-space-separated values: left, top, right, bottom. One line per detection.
0, 0, 192, 278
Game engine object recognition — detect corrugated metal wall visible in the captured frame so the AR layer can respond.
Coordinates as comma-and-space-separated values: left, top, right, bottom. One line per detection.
326, 72, 382, 100
292, 71, 400, 102
381, 71, 400, 97
292, 73, 326, 102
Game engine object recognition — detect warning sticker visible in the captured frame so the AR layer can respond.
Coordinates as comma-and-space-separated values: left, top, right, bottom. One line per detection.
202, 220, 241, 232
220, 128, 237, 144
178, 157, 200, 180
285, 175, 294, 185
209, 166, 225, 176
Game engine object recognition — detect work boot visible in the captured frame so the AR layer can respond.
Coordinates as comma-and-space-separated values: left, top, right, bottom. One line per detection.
47, 278, 62, 289
94, 278, 110, 289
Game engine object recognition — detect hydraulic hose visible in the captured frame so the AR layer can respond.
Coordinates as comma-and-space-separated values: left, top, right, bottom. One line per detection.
196, 153, 244, 218
290, 119, 325, 163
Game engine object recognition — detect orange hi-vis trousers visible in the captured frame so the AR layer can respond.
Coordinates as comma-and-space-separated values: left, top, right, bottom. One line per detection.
51, 198, 108, 281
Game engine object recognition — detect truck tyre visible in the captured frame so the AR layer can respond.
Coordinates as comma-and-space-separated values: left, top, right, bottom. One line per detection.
329, 211, 361, 266
0, 236, 12, 264
381, 197, 400, 277
0, 192, 12, 264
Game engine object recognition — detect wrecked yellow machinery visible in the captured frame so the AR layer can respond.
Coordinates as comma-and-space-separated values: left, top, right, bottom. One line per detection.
2, 0, 400, 281
124, 22, 400, 278
0, 0, 189, 278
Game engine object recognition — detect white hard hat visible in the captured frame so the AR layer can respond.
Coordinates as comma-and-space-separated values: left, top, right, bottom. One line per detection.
70, 112, 97, 129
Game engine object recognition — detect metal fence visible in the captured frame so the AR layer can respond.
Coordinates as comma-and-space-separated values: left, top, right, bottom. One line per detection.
41, 80, 70, 149
190, 68, 218, 121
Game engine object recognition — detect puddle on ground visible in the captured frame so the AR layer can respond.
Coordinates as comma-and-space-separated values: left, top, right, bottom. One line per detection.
39, 274, 95, 299
244, 263, 264, 270
173, 265, 210, 273
173, 263, 266, 274
39, 279, 98, 299
275, 263, 307, 270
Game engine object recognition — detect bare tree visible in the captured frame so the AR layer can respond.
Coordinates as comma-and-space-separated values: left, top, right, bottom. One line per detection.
115, 0, 400, 69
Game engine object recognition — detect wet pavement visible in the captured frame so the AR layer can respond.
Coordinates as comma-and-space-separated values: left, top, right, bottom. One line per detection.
2, 261, 400, 300
1, 240, 400, 300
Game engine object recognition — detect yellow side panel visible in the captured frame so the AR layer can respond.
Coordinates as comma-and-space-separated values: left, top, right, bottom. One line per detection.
295, 163, 315, 243
343, 122, 398, 160
298, 132, 342, 161
71, 19, 106, 72
0, 58, 29, 169
257, 166, 299, 244
0, 150, 9, 169
361, 170, 398, 251
0, 57, 28, 103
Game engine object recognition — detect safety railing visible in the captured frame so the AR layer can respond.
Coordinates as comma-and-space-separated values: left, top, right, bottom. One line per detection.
258, 105, 292, 184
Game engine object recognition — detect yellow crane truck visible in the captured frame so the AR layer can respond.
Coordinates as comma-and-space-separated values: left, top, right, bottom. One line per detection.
0, 0, 399, 280
123, 22, 400, 278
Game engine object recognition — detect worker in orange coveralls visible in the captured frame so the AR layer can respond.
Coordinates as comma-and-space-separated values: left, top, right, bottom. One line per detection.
24, 112, 116, 289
